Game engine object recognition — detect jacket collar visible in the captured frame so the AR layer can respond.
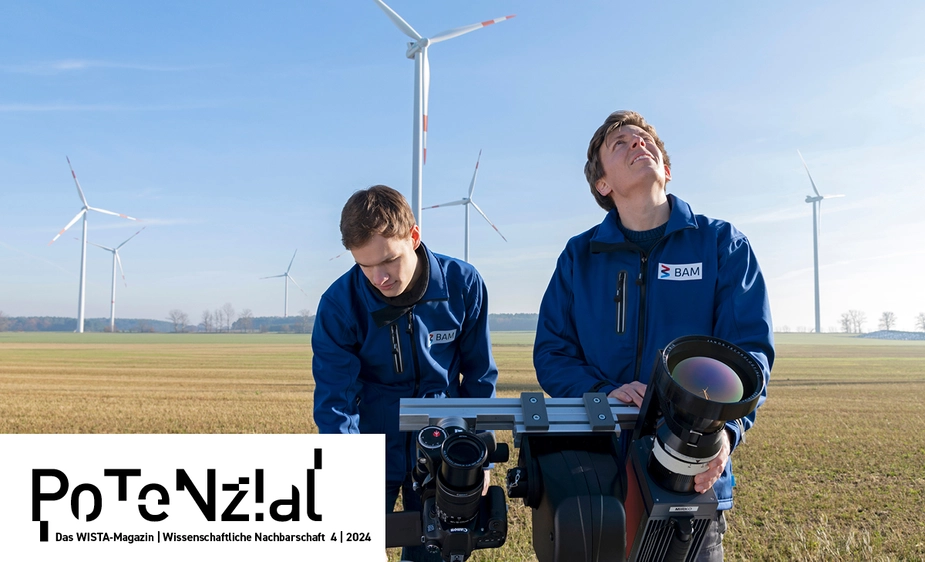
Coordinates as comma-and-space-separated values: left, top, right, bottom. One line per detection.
590, 194, 697, 253
361, 243, 449, 327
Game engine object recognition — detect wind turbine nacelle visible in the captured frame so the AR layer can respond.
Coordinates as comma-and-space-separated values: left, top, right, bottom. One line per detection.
405, 40, 427, 58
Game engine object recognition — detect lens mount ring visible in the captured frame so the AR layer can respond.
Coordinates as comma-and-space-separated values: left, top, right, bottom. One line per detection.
651, 437, 719, 477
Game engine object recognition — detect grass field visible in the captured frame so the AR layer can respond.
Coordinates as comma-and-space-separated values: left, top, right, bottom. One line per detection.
1, 331, 923, 560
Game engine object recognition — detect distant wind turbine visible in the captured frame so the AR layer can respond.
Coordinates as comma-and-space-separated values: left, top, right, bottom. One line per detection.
423, 150, 506, 262
372, 0, 515, 227
88, 227, 146, 333
49, 157, 140, 333
260, 250, 307, 318
798, 150, 845, 334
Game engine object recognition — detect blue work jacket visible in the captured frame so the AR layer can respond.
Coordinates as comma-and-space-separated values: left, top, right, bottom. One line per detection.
312, 244, 498, 483
534, 194, 774, 510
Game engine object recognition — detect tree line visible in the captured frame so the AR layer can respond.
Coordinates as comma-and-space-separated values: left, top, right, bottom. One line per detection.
167, 306, 313, 333
0, 309, 541, 333
13, 308, 924, 335
838, 310, 925, 334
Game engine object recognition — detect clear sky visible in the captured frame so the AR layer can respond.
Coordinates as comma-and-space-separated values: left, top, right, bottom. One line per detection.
2, 0, 924, 332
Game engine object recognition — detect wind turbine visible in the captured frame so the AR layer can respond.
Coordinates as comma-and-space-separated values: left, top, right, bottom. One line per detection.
798, 150, 845, 334
49, 157, 140, 333
372, 0, 514, 227
88, 227, 146, 333
423, 150, 506, 262
260, 250, 307, 318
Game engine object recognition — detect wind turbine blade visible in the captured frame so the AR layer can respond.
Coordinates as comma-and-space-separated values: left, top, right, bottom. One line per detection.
429, 15, 516, 44
66, 156, 90, 208
260, 274, 287, 279
116, 252, 126, 287
116, 226, 146, 249
288, 274, 309, 297
88, 206, 139, 221
823, 194, 846, 199
797, 150, 821, 197
49, 209, 86, 245
468, 150, 482, 199
422, 49, 430, 165
329, 251, 349, 261
88, 241, 114, 251
286, 249, 298, 274
372, 0, 422, 40
423, 199, 468, 209
470, 201, 507, 242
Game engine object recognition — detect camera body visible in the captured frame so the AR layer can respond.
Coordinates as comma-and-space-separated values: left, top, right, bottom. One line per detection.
390, 335, 766, 562
404, 417, 509, 561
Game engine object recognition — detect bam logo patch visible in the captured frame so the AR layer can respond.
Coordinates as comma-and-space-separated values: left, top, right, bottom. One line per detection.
659, 262, 702, 281
427, 330, 457, 347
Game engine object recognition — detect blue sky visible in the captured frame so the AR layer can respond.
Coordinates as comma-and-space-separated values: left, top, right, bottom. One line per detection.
2, 0, 924, 332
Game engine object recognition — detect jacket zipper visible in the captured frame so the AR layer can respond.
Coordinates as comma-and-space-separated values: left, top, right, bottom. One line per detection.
390, 323, 403, 374
405, 310, 421, 476
615, 270, 627, 334
633, 255, 648, 382
407, 310, 421, 398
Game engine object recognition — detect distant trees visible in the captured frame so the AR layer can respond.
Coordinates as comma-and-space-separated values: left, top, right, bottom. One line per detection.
222, 303, 236, 331
199, 304, 241, 332
239, 309, 254, 333
879, 311, 897, 331
916, 312, 925, 332
489, 313, 539, 332
0, 310, 7, 332
167, 310, 189, 333
840, 310, 867, 334
298, 309, 313, 333
201, 310, 214, 332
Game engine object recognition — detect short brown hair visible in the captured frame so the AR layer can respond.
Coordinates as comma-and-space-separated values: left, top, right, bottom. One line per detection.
340, 185, 416, 249
584, 110, 671, 211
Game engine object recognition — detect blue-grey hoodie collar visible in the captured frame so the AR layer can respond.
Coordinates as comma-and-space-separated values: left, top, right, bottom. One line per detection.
590, 194, 697, 253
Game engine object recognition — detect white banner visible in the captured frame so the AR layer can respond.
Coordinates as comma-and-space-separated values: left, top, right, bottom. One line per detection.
0, 434, 384, 560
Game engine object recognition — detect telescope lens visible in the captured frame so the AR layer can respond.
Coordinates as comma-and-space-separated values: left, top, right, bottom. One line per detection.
640, 336, 766, 494
441, 433, 487, 489
435, 433, 488, 524
670, 356, 744, 403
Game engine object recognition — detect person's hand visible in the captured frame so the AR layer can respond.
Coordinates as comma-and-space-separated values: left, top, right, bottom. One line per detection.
608, 382, 647, 407
482, 468, 491, 496
693, 430, 731, 493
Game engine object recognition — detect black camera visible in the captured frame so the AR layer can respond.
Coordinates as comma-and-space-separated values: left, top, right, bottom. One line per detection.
387, 417, 509, 562
391, 335, 767, 562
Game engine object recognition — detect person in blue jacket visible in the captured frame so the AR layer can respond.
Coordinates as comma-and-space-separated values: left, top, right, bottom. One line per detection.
534, 110, 774, 561
312, 184, 498, 561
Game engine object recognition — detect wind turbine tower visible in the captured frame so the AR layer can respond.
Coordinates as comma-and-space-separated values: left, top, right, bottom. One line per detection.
49, 157, 140, 333
372, 0, 514, 227
260, 249, 307, 318
88, 227, 146, 332
798, 150, 845, 334
423, 150, 507, 262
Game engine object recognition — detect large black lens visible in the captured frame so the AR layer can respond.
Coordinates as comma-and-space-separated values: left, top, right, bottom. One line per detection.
436, 432, 488, 523
646, 336, 765, 493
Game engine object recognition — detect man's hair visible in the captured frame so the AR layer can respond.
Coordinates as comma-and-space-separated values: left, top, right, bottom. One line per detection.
584, 110, 671, 211
340, 184, 416, 249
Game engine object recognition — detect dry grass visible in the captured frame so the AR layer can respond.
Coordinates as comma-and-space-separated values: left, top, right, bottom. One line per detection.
2, 331, 924, 560
0, 333, 314, 433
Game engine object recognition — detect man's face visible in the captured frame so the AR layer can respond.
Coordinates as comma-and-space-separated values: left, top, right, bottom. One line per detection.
351, 225, 422, 298
596, 124, 671, 200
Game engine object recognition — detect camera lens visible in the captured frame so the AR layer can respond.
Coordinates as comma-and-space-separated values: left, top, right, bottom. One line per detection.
441, 433, 487, 489
647, 336, 765, 494
435, 432, 488, 524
